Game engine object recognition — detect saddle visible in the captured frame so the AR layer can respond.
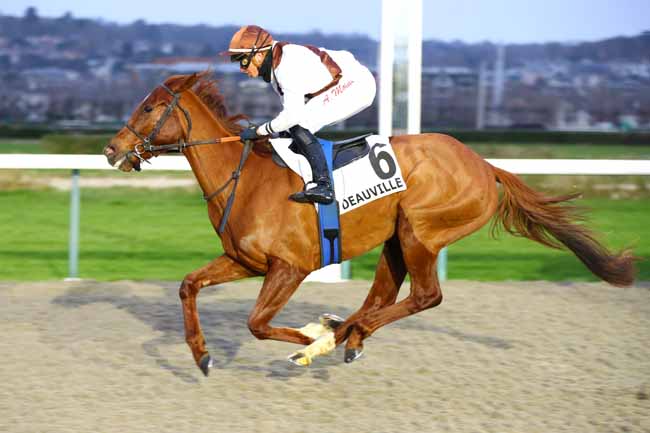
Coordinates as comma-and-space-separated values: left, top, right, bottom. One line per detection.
272, 133, 371, 170
268, 133, 407, 268
269, 132, 371, 267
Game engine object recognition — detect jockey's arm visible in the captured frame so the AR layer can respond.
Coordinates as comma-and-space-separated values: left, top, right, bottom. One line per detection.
256, 87, 305, 136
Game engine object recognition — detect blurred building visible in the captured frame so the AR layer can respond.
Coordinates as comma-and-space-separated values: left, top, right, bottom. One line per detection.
1, 10, 649, 132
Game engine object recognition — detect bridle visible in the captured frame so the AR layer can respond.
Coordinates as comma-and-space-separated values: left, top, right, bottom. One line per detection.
125, 83, 202, 165
123, 82, 253, 233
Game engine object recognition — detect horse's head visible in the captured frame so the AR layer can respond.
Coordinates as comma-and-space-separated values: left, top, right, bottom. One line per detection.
103, 73, 202, 172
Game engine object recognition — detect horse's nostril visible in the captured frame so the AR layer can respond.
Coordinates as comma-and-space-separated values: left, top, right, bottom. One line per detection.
105, 144, 116, 156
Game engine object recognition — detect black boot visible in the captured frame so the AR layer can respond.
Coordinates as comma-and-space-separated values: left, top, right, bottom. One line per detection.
288, 125, 334, 205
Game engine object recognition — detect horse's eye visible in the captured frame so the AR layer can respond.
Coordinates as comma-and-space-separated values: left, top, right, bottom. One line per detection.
143, 105, 153, 113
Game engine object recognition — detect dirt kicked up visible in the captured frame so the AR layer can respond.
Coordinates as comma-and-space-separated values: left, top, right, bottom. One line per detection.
1, 280, 648, 433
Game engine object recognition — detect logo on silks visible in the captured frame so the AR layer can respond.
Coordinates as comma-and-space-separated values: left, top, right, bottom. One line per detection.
333, 136, 407, 214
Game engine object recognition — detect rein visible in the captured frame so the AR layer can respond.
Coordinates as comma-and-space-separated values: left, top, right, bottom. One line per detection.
123, 83, 251, 234
206, 139, 253, 233
125, 84, 243, 161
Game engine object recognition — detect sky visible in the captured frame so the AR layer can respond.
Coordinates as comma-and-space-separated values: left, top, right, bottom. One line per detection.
1, 0, 649, 44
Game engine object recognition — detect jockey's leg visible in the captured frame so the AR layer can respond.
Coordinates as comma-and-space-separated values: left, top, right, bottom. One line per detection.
287, 125, 335, 205
286, 64, 376, 207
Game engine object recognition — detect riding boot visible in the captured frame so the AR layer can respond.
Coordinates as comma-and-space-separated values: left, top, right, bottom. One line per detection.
288, 125, 335, 204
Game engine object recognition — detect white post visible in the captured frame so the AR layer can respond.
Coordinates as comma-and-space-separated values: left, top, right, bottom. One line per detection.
379, 0, 395, 137
489, 44, 506, 127
476, 62, 487, 130
381, 0, 443, 279
407, 0, 422, 135
492, 44, 505, 108
438, 248, 448, 281
66, 169, 81, 281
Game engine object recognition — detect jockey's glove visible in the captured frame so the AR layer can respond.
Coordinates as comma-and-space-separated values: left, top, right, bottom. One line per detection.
240, 126, 259, 141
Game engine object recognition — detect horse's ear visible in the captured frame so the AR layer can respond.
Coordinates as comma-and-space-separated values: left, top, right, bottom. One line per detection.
166, 72, 204, 93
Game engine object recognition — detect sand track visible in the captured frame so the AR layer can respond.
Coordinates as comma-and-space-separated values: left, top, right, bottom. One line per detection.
1, 280, 648, 433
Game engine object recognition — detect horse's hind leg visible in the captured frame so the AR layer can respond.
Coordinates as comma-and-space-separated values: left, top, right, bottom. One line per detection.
342, 216, 444, 362
294, 237, 405, 343
282, 239, 404, 366
333, 234, 407, 362
294, 234, 407, 366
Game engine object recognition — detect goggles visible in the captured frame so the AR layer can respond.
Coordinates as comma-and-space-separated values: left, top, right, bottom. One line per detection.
230, 53, 253, 69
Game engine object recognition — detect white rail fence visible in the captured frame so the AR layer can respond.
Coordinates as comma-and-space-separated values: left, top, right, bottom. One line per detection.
2, 154, 650, 282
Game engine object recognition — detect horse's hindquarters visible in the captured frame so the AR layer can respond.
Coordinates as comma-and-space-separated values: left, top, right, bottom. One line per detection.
391, 133, 499, 253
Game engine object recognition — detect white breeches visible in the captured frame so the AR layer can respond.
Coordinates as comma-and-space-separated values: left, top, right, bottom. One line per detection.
298, 65, 376, 133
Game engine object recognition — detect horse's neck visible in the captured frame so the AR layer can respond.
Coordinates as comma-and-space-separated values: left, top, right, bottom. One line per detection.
179, 94, 243, 208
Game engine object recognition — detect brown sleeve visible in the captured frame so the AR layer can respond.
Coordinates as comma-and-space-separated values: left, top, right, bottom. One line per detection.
271, 42, 343, 100
302, 44, 342, 79
272, 42, 289, 69
272, 42, 341, 81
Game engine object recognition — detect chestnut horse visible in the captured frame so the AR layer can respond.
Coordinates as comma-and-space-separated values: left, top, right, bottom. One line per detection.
103, 73, 636, 376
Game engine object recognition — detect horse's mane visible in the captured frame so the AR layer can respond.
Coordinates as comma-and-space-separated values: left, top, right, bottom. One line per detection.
191, 73, 245, 135
191, 72, 272, 154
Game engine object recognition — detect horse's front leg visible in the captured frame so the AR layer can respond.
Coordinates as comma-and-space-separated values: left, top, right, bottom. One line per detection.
180, 254, 256, 376
247, 258, 318, 353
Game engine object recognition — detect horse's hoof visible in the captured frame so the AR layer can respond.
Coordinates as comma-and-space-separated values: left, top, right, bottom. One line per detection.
199, 353, 213, 376
344, 348, 363, 363
319, 313, 345, 330
287, 352, 312, 367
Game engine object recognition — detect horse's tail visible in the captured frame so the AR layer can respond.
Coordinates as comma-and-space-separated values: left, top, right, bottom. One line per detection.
489, 164, 636, 287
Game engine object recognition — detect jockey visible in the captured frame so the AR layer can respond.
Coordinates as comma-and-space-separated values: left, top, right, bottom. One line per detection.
222, 25, 377, 205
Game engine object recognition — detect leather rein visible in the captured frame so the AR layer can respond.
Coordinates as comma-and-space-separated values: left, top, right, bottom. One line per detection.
123, 83, 253, 234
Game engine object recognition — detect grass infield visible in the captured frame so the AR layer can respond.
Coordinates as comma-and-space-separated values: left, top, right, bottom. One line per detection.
0, 187, 647, 282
